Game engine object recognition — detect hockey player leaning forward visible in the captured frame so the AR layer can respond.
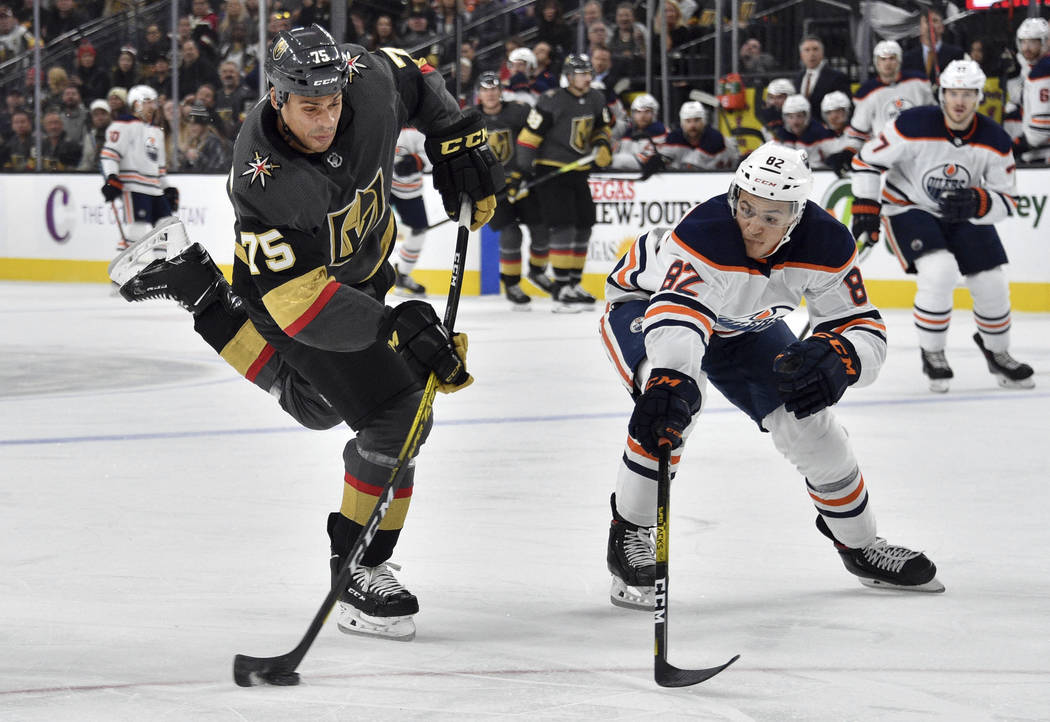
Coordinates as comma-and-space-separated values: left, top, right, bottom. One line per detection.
851, 59, 1034, 392
601, 142, 945, 610
109, 24, 503, 641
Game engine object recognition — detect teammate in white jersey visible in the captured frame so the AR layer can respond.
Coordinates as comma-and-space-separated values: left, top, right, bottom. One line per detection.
1019, 18, 1050, 161
99, 84, 178, 249
842, 40, 935, 176
390, 126, 433, 296
600, 142, 943, 610
851, 59, 1034, 392
610, 93, 668, 173
1005, 18, 1049, 121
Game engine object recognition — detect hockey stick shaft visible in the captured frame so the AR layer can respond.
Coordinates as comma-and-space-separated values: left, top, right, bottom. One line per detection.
654, 441, 739, 687
232, 198, 472, 687
110, 201, 128, 246
798, 232, 872, 339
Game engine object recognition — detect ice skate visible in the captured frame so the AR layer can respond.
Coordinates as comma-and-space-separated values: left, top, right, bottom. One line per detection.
114, 241, 241, 315
920, 348, 953, 393
973, 333, 1034, 389
334, 561, 418, 641
570, 283, 597, 305
551, 282, 585, 314
526, 269, 554, 295
607, 494, 656, 610
107, 216, 192, 287
504, 282, 532, 311
816, 515, 944, 593
394, 266, 427, 297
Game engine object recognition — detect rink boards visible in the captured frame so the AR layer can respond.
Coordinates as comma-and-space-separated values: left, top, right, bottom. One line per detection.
1, 169, 1047, 310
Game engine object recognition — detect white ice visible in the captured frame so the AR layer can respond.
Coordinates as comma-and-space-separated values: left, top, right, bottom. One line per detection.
1, 282, 1049, 722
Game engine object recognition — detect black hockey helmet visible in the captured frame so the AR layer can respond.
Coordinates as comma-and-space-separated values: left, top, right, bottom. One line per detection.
563, 53, 593, 75
476, 71, 501, 90
266, 24, 349, 106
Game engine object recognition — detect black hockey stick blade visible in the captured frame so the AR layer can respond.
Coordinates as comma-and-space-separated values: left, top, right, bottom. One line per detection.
655, 654, 740, 688
234, 652, 302, 687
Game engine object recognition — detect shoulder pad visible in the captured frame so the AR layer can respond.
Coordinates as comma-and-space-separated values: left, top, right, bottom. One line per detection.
893, 106, 942, 138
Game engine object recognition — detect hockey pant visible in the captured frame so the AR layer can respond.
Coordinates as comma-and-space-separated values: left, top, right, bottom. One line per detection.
392, 195, 429, 275
533, 171, 594, 285
497, 223, 551, 285
602, 305, 877, 549
123, 190, 175, 244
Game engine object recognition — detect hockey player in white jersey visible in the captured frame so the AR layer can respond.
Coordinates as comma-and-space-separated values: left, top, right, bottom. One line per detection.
841, 40, 934, 176
99, 84, 178, 249
610, 93, 668, 173
600, 142, 943, 610
1004, 17, 1049, 140
775, 94, 838, 169
851, 59, 1034, 392
1019, 18, 1050, 161
660, 101, 738, 170
390, 126, 432, 296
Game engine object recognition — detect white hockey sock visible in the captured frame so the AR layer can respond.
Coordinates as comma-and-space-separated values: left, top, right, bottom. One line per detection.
913, 251, 959, 351
967, 267, 1012, 353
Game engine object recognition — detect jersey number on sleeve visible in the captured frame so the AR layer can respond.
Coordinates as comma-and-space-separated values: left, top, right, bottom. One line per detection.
844, 267, 867, 305
660, 259, 703, 296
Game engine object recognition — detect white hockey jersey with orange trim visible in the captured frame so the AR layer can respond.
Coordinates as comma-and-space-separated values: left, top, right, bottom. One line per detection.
845, 72, 935, 150
391, 126, 431, 200
604, 195, 887, 384
851, 105, 1017, 223
1022, 55, 1050, 151
99, 118, 169, 196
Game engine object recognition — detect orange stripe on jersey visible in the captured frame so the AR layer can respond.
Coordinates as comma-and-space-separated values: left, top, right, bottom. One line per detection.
881, 187, 911, 205
615, 240, 640, 289
880, 220, 910, 271
599, 314, 634, 388
976, 316, 1011, 330
832, 317, 887, 335
779, 248, 856, 275
626, 435, 682, 464
913, 311, 950, 325
644, 302, 714, 336
669, 231, 763, 275
809, 477, 865, 507
100, 149, 120, 159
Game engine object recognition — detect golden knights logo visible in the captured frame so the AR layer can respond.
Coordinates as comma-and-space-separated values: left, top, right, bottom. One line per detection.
272, 37, 289, 61
327, 168, 386, 265
486, 129, 513, 164
570, 115, 595, 153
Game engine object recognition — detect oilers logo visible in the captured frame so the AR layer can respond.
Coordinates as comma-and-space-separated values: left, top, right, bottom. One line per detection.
145, 135, 159, 162
922, 162, 971, 202
882, 96, 913, 124
717, 305, 793, 333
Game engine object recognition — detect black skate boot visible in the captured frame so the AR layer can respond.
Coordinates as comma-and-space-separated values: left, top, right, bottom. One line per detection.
920, 348, 953, 393
551, 282, 585, 314
117, 242, 242, 315
527, 268, 554, 295
504, 281, 532, 310
328, 512, 418, 641
816, 515, 944, 593
608, 493, 656, 610
394, 265, 427, 297
973, 333, 1035, 389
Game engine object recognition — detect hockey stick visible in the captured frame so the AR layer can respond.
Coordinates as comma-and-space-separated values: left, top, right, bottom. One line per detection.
232, 197, 472, 688
110, 200, 129, 250
655, 441, 739, 687
798, 232, 873, 339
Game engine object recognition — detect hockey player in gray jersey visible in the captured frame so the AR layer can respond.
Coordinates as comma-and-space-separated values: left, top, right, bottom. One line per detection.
851, 59, 1034, 392
107, 25, 503, 642
601, 142, 943, 610
516, 53, 613, 312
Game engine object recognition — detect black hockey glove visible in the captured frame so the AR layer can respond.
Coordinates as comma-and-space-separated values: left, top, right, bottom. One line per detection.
101, 174, 123, 202
163, 186, 179, 212
628, 368, 701, 456
938, 187, 990, 222
850, 198, 881, 245
773, 332, 860, 419
592, 137, 613, 168
639, 152, 665, 180
506, 170, 529, 202
424, 111, 504, 231
380, 300, 473, 393
393, 153, 421, 177
824, 149, 855, 178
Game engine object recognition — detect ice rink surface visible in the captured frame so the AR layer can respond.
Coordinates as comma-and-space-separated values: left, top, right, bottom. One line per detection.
2, 281, 1049, 721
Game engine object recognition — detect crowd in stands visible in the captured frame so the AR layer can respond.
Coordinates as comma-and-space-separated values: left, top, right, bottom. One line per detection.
1, 0, 1048, 172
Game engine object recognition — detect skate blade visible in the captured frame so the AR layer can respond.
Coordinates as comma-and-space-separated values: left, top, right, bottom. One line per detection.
509, 303, 532, 312
336, 604, 416, 641
106, 217, 189, 285
927, 378, 950, 393
610, 578, 655, 610
858, 576, 945, 593
995, 375, 1035, 390
552, 303, 585, 314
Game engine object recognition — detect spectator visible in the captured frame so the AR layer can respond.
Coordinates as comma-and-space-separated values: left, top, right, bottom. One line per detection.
471, 0, 512, 50
591, 44, 628, 136
44, 66, 70, 112
57, 84, 89, 141
587, 22, 611, 56
177, 103, 229, 172
111, 46, 140, 91
400, 9, 437, 54
774, 94, 838, 169
73, 42, 110, 103
532, 41, 558, 92
179, 39, 220, 95
349, 9, 372, 48
214, 60, 253, 139
902, 6, 964, 85
0, 85, 27, 139
652, 0, 696, 55
139, 24, 166, 68
78, 97, 110, 171
106, 86, 129, 119
218, 0, 250, 44
608, 2, 647, 78
582, 0, 613, 39
41, 0, 84, 44
370, 13, 400, 51
757, 77, 794, 138
193, 82, 224, 129
535, 0, 573, 61
739, 37, 777, 76
38, 110, 82, 170
220, 20, 251, 72
190, 0, 218, 32
0, 3, 34, 63
796, 35, 851, 114
149, 54, 173, 98
0, 108, 33, 170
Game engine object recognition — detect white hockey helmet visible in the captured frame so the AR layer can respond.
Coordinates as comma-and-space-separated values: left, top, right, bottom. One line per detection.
507, 47, 537, 73
781, 93, 811, 120
872, 39, 902, 63
729, 142, 812, 252
938, 58, 986, 105
678, 100, 706, 123
1015, 17, 1050, 55
820, 90, 851, 121
631, 93, 659, 114
127, 84, 158, 114
766, 78, 796, 97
